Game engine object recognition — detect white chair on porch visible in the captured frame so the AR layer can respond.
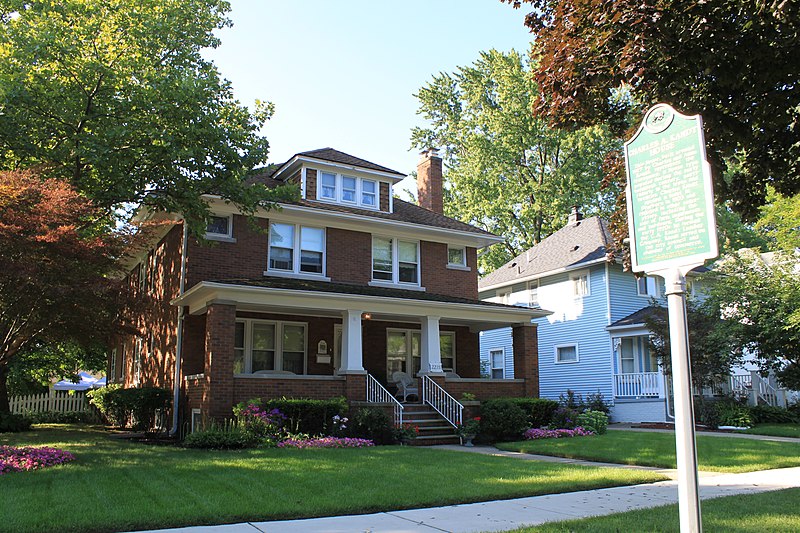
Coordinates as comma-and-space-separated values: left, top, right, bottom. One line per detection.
392, 371, 419, 403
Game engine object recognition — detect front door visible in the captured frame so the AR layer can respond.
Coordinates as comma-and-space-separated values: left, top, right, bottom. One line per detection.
386, 329, 420, 382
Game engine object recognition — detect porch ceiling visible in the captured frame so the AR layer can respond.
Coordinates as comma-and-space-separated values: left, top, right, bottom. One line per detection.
172, 280, 548, 331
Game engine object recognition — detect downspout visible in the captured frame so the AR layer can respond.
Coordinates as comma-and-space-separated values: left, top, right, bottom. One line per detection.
169, 220, 189, 436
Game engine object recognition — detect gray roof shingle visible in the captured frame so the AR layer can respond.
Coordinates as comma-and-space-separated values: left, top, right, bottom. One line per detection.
479, 216, 612, 289
277, 148, 406, 177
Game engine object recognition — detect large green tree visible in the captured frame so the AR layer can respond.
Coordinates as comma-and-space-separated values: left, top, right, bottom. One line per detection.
0, 0, 294, 231
756, 188, 800, 252
411, 49, 619, 271
504, 0, 800, 221
704, 248, 800, 390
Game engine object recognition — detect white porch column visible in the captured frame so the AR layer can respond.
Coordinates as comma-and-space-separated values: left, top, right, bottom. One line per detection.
339, 309, 365, 374
419, 315, 444, 375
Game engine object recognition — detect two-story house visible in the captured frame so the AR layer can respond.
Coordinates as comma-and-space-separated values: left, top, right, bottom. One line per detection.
478, 209, 683, 423
111, 148, 546, 437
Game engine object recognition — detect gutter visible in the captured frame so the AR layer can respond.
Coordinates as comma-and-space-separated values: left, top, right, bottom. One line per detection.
169, 221, 189, 436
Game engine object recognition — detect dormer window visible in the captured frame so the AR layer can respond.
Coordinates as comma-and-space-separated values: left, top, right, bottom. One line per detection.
315, 170, 380, 210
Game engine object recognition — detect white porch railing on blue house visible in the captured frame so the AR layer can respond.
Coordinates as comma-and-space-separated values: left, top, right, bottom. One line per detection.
613, 372, 664, 398
421, 375, 463, 428
366, 373, 404, 425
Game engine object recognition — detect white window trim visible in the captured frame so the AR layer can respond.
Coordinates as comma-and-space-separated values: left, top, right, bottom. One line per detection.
555, 343, 579, 364
369, 236, 421, 288
191, 409, 202, 433
234, 318, 308, 375
446, 246, 470, 271
528, 279, 540, 307
205, 214, 235, 242
266, 222, 328, 278
489, 348, 505, 379
570, 270, 590, 298
110, 348, 117, 383
134, 338, 143, 385
496, 288, 511, 305
314, 169, 382, 210
636, 275, 659, 298
386, 328, 456, 381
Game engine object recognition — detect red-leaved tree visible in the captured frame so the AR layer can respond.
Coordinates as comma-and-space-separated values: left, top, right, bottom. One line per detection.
0, 170, 130, 412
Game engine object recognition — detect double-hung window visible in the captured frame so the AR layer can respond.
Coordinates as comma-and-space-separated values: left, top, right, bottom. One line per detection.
529, 280, 540, 307
489, 348, 505, 379
372, 237, 419, 286
315, 170, 380, 209
268, 223, 325, 276
234, 319, 307, 375
571, 271, 590, 297
636, 276, 659, 297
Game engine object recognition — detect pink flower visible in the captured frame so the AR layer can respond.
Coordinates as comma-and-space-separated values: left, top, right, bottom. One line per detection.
0, 446, 75, 475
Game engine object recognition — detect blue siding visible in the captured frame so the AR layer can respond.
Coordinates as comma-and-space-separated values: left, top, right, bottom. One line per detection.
479, 328, 514, 378
607, 265, 663, 323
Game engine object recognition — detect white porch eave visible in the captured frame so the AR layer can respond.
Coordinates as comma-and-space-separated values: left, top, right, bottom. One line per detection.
171, 281, 548, 331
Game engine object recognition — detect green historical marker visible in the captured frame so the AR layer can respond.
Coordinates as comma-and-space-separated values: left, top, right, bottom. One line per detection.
625, 104, 718, 272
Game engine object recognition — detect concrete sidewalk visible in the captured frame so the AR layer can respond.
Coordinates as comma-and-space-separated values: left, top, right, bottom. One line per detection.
607, 423, 800, 443
140, 464, 800, 533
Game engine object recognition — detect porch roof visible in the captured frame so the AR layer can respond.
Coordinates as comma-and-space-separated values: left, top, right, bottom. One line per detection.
172, 278, 549, 331
607, 306, 663, 332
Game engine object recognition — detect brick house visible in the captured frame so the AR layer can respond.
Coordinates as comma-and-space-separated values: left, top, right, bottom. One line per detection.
110, 148, 545, 438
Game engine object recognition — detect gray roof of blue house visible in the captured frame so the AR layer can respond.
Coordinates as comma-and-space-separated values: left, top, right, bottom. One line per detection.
479, 216, 613, 289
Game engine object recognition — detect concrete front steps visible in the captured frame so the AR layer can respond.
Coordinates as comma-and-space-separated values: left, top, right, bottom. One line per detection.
402, 403, 461, 446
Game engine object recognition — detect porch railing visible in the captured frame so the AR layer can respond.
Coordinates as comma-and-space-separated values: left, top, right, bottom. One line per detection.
366, 373, 404, 425
421, 375, 463, 428
613, 372, 662, 398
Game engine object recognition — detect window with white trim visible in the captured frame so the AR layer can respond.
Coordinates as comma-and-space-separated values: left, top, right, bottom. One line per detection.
571, 271, 590, 297
134, 338, 143, 384
268, 223, 325, 275
234, 319, 307, 375
440, 332, 456, 373
206, 214, 232, 239
497, 288, 510, 304
110, 348, 117, 383
636, 275, 659, 297
316, 170, 380, 209
555, 344, 579, 364
489, 348, 505, 379
529, 280, 540, 307
447, 246, 466, 267
372, 237, 419, 286
386, 329, 455, 381
191, 409, 203, 433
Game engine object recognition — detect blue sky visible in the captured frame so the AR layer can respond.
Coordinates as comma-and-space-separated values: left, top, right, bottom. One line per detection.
206, 1, 533, 193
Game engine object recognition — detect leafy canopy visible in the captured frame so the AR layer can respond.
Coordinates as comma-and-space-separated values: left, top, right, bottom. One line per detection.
0, 0, 295, 232
504, 0, 800, 221
411, 49, 619, 271
0, 170, 129, 411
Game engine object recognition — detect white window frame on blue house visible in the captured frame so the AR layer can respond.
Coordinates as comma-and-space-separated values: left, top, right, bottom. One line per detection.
489, 348, 505, 378
555, 343, 579, 364
570, 270, 590, 298
636, 275, 659, 297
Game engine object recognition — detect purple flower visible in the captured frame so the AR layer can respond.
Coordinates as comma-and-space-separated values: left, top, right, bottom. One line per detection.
523, 426, 595, 440
277, 437, 374, 449
0, 446, 75, 475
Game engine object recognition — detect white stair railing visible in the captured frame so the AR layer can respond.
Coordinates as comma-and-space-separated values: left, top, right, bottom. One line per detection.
366, 373, 404, 425
758, 379, 780, 407
421, 375, 463, 428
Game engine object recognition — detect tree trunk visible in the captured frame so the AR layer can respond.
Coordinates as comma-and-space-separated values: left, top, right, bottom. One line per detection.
0, 365, 11, 413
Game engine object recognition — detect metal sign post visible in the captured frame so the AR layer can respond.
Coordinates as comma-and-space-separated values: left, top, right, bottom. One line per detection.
625, 103, 719, 533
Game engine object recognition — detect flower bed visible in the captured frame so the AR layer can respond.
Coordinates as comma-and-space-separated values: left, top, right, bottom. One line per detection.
523, 427, 595, 440
0, 446, 75, 475
277, 437, 374, 449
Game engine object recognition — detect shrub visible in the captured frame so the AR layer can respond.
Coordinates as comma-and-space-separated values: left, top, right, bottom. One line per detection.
694, 396, 721, 428
576, 410, 609, 434
750, 404, 798, 424
717, 401, 753, 427
584, 391, 611, 414
182, 424, 260, 450
88, 386, 171, 430
0, 412, 32, 433
479, 399, 529, 441
350, 407, 393, 444
24, 411, 93, 424
558, 389, 584, 410
232, 402, 286, 445
549, 406, 580, 429
250, 397, 347, 436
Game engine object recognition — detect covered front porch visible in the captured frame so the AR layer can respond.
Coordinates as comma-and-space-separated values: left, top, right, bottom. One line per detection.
174, 279, 545, 425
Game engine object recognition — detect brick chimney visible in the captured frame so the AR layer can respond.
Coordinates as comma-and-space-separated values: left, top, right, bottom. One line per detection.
417, 148, 443, 214
568, 205, 583, 225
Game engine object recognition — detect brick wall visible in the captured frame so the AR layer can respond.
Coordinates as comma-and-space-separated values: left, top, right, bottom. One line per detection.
420, 241, 478, 300
233, 376, 346, 404
441, 379, 526, 400
380, 182, 390, 212
205, 303, 236, 419
327, 227, 372, 284
306, 169, 317, 200
512, 324, 540, 397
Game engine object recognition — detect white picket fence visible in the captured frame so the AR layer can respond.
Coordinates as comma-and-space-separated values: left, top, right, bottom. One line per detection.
10, 389, 93, 414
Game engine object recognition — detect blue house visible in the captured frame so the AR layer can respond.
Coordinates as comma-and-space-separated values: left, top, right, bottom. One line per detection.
478, 209, 689, 423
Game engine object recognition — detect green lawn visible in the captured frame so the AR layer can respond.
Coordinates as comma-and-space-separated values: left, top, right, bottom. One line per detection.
496, 430, 800, 473
0, 425, 666, 533
516, 488, 800, 532
742, 424, 800, 438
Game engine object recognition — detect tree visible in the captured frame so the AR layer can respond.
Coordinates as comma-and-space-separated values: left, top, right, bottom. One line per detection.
0, 170, 129, 412
644, 298, 744, 390
7, 342, 107, 397
504, 0, 800, 221
756, 188, 800, 252
411, 49, 619, 271
0, 0, 296, 233
704, 249, 800, 390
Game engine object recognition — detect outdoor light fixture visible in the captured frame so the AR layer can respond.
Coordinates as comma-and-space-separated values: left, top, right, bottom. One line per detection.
361, 313, 372, 320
